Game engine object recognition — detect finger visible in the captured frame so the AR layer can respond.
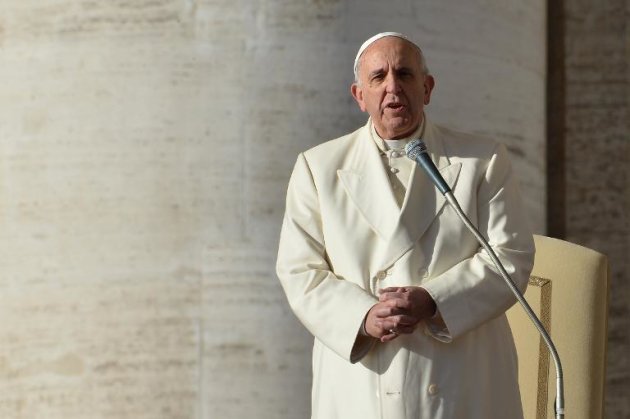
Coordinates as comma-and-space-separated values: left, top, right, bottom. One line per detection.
374, 320, 401, 336
380, 332, 399, 343
379, 315, 418, 329
373, 303, 410, 318
379, 322, 416, 340
374, 306, 398, 318
391, 314, 418, 325
388, 298, 412, 310
379, 294, 414, 310
374, 300, 413, 317
379, 291, 406, 302
375, 308, 396, 318
378, 298, 412, 312
379, 287, 403, 294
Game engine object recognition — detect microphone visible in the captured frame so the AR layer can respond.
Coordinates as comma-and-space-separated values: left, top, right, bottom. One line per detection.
405, 140, 451, 195
405, 139, 565, 419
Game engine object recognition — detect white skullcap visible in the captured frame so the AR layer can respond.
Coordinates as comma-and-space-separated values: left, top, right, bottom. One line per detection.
353, 32, 415, 78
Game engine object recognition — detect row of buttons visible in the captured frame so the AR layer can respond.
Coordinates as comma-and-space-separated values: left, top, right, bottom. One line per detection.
387, 150, 404, 175
377, 384, 439, 398
373, 268, 429, 280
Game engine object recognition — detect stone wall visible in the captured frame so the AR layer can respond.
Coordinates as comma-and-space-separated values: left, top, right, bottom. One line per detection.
0, 1, 546, 418
558, 0, 630, 416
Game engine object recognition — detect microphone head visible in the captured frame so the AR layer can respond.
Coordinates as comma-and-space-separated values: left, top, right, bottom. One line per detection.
405, 139, 428, 160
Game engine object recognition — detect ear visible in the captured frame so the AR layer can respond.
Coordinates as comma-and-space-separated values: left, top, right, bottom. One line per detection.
351, 83, 367, 112
423, 75, 435, 105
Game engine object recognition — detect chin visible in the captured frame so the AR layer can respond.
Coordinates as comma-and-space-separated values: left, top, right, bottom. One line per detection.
375, 116, 417, 139
389, 125, 415, 138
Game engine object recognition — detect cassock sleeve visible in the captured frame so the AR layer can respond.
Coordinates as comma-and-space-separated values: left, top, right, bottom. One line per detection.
276, 153, 377, 363
421, 143, 535, 341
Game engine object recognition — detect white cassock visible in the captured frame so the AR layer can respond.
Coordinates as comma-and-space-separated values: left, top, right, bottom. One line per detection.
276, 116, 535, 419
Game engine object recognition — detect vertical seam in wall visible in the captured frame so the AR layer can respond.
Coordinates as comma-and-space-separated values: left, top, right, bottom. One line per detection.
546, 0, 566, 239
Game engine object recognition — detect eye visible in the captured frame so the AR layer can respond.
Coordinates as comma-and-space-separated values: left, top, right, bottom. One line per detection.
370, 73, 384, 82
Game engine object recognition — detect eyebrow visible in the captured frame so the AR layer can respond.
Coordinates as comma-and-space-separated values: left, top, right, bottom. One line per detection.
368, 68, 385, 79
368, 65, 414, 79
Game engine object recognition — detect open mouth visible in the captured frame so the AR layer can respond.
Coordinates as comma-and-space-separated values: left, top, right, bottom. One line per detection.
385, 102, 406, 112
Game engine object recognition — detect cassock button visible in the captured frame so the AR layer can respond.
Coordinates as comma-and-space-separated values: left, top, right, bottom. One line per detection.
390, 167, 399, 174
375, 270, 387, 281
428, 384, 439, 395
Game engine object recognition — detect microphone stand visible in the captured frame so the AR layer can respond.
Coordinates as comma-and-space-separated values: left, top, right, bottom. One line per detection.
405, 139, 564, 418
444, 192, 565, 419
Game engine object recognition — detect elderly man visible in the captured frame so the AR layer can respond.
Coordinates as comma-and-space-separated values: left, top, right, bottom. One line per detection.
276, 32, 534, 419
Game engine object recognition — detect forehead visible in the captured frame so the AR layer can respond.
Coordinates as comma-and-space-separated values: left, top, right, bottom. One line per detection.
360, 37, 421, 71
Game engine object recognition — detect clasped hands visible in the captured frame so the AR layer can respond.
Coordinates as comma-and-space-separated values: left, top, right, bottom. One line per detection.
365, 286, 437, 342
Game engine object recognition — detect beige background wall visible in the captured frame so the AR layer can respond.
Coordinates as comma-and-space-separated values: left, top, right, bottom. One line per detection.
1, 1, 623, 418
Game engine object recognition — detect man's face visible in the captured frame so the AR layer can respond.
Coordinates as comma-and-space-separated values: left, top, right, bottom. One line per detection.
351, 37, 435, 140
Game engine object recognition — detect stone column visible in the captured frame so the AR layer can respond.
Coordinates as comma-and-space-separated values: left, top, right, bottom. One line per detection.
0, 1, 546, 418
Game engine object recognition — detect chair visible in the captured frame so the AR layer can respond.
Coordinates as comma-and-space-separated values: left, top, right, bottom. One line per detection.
506, 235, 609, 419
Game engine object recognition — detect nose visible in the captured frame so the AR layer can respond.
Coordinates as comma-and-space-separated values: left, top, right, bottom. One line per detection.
385, 73, 402, 93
